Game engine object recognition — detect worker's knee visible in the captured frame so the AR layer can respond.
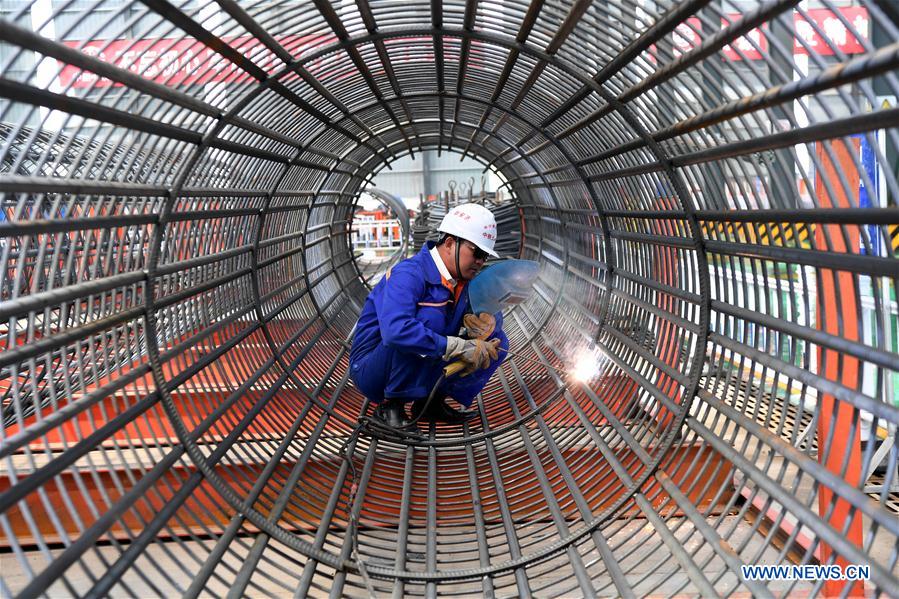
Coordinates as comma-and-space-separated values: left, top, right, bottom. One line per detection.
350, 351, 387, 403
351, 342, 442, 403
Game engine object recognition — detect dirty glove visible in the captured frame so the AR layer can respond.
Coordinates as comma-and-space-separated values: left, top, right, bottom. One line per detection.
460, 338, 501, 375
443, 336, 501, 373
462, 312, 496, 340
443, 336, 468, 361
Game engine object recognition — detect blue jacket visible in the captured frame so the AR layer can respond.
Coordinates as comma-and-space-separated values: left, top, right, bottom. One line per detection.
350, 242, 504, 365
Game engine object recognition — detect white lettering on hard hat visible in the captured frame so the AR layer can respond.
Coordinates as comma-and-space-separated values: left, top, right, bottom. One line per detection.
438, 203, 496, 254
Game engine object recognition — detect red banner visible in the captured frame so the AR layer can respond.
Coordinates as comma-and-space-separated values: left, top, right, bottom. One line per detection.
671, 17, 768, 61
58, 34, 333, 89
794, 7, 869, 55
663, 6, 868, 62
57, 6, 870, 89
57, 33, 479, 90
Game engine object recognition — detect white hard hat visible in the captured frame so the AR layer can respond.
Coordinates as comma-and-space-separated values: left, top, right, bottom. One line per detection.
437, 203, 499, 257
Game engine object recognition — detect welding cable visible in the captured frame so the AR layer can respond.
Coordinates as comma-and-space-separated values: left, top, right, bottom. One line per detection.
336, 423, 377, 594
350, 344, 576, 444
358, 372, 448, 440
337, 373, 449, 589
335, 376, 448, 586
337, 340, 589, 585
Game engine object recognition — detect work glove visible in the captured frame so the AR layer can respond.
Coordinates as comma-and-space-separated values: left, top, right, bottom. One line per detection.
462, 312, 496, 340
461, 338, 501, 375
444, 336, 501, 375
444, 336, 468, 361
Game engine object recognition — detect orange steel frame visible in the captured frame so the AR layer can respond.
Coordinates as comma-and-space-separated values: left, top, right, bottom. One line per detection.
814, 139, 865, 598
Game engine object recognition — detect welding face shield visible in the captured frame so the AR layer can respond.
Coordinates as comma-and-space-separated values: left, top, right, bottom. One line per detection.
467, 259, 540, 315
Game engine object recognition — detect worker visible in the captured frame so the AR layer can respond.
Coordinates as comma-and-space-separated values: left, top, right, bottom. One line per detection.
349, 203, 509, 428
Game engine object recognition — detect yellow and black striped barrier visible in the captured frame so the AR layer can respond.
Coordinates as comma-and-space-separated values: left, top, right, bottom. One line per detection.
702, 221, 899, 254
701, 221, 813, 249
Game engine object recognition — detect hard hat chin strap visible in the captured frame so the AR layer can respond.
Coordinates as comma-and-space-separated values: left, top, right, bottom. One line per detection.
454, 235, 462, 283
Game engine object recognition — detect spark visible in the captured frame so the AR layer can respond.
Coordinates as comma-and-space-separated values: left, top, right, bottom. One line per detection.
571, 353, 599, 382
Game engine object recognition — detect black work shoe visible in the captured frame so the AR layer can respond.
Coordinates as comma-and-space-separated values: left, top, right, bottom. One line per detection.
372, 399, 420, 433
411, 397, 478, 424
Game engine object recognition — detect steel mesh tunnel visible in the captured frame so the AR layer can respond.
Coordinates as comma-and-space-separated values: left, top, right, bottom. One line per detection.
1, 0, 898, 596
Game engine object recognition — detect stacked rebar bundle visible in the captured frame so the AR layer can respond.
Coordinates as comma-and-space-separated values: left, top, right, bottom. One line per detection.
410, 210, 432, 254
412, 196, 447, 253
0, 0, 898, 597
414, 187, 520, 258
484, 195, 521, 257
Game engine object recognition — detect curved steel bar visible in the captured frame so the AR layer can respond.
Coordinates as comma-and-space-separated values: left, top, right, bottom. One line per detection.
0, 0, 897, 597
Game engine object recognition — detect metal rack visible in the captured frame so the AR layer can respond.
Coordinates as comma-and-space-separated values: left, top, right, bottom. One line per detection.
0, 0, 897, 596
413, 180, 520, 258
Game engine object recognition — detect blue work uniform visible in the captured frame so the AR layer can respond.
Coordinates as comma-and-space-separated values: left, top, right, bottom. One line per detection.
349, 242, 508, 408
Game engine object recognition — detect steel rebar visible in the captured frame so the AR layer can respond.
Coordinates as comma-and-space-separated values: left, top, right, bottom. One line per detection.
0, 0, 898, 597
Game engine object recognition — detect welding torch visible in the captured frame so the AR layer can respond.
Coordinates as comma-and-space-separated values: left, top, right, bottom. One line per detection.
443, 346, 573, 377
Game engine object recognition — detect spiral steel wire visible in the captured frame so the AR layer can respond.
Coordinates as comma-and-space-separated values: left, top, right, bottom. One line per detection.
415, 186, 520, 256
1, 0, 898, 596
352, 187, 409, 285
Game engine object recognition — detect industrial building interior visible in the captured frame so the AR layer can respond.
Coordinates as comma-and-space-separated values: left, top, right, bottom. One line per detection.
0, 0, 898, 597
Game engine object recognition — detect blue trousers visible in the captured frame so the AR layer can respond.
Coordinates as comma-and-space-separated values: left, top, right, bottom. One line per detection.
350, 335, 508, 408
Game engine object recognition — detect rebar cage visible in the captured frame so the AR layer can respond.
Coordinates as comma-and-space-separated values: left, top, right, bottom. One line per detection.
1, 0, 898, 596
